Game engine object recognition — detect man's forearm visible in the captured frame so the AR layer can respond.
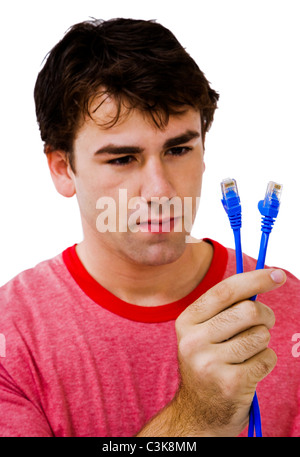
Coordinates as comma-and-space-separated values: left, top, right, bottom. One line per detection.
135, 395, 209, 437
136, 401, 190, 437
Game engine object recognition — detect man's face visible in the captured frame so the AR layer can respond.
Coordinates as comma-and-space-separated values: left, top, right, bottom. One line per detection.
70, 98, 205, 266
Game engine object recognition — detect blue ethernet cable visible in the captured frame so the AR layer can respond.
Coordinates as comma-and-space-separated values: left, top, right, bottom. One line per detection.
221, 178, 259, 437
248, 181, 282, 437
220, 178, 282, 437
251, 181, 283, 301
221, 179, 243, 273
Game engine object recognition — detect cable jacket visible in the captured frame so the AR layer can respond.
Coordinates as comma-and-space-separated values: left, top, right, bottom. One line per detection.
233, 229, 243, 274
249, 391, 262, 437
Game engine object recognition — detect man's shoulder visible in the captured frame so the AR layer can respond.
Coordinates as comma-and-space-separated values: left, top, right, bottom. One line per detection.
0, 252, 67, 316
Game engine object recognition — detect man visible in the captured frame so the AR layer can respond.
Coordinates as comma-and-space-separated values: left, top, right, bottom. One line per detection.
0, 18, 299, 437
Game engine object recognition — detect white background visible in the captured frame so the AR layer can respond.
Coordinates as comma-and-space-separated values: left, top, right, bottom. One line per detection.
0, 0, 299, 286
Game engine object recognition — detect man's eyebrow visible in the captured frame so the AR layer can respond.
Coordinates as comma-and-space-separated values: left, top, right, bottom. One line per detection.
163, 130, 201, 149
93, 130, 201, 156
94, 145, 144, 156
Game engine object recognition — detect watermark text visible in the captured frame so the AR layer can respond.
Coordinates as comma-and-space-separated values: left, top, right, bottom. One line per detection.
0, 333, 6, 357
95, 189, 200, 243
292, 333, 300, 358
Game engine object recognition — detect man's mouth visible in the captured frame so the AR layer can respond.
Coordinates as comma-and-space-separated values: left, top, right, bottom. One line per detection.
137, 217, 177, 233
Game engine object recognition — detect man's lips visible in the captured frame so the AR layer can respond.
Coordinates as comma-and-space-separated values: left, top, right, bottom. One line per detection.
138, 218, 175, 225
137, 217, 180, 233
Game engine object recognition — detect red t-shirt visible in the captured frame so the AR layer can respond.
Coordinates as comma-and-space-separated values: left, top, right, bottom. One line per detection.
0, 239, 299, 437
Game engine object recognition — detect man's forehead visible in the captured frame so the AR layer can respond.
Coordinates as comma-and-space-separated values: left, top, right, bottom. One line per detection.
84, 89, 201, 131
73, 97, 203, 162
86, 92, 124, 126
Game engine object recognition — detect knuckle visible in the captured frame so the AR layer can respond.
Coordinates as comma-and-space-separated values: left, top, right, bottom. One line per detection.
266, 347, 278, 367
250, 348, 277, 380
178, 335, 193, 359
266, 306, 276, 328
259, 326, 271, 345
178, 330, 205, 360
244, 300, 276, 328
251, 360, 268, 380
213, 280, 234, 304
251, 325, 271, 347
194, 354, 212, 376
245, 300, 260, 322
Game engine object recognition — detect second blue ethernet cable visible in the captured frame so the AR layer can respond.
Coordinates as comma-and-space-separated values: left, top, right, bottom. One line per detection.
248, 181, 282, 437
251, 182, 282, 301
220, 178, 282, 437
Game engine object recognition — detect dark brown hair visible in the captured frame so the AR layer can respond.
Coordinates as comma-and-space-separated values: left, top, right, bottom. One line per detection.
34, 18, 219, 173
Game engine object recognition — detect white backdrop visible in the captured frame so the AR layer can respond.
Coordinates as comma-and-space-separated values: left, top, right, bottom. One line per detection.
0, 0, 299, 286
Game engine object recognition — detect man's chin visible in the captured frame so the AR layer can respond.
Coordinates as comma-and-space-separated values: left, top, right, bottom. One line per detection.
124, 238, 188, 267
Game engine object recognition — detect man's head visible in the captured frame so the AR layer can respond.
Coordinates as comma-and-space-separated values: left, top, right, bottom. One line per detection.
34, 18, 219, 174
34, 18, 219, 267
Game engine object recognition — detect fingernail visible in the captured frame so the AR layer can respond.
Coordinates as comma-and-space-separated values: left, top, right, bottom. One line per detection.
270, 269, 285, 284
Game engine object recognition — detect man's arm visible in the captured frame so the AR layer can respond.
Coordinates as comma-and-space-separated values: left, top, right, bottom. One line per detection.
137, 268, 285, 437
0, 364, 53, 437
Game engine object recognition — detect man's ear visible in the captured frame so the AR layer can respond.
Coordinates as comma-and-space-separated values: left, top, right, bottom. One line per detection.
202, 137, 206, 173
46, 147, 76, 198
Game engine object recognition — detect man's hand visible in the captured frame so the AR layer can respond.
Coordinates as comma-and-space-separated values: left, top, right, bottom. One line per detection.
171, 268, 286, 436
136, 268, 286, 437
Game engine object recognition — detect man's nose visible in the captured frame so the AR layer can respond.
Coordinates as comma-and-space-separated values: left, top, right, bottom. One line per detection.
139, 158, 177, 202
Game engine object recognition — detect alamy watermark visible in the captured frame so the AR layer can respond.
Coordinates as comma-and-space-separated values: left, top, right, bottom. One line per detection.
95, 189, 201, 243
291, 333, 300, 358
0, 332, 298, 360
0, 333, 5, 358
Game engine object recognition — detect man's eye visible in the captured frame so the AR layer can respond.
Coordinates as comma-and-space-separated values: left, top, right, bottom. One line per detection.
167, 147, 192, 156
107, 155, 135, 166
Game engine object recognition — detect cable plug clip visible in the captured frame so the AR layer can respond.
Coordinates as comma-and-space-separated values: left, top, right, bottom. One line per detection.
258, 181, 282, 233
221, 178, 242, 231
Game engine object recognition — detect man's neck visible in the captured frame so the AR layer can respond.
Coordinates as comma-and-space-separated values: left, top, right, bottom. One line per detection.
75, 237, 214, 307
